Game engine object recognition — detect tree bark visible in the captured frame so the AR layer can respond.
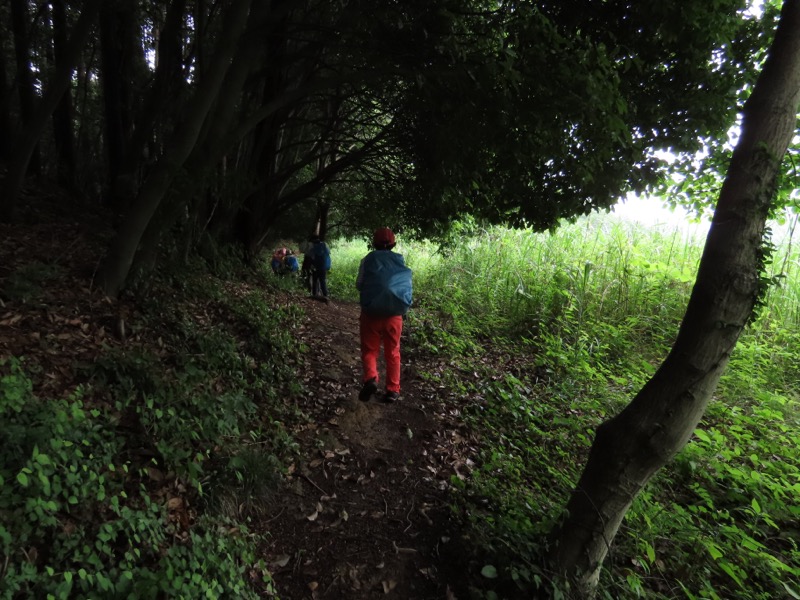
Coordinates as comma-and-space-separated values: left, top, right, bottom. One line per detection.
9, 0, 40, 175
0, 0, 102, 223
547, 1, 800, 595
0, 4, 13, 161
51, 0, 77, 189
98, 0, 253, 297
99, 0, 131, 210
132, 2, 272, 276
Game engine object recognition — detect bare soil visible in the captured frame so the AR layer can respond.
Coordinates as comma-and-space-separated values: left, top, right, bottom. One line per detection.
260, 295, 473, 600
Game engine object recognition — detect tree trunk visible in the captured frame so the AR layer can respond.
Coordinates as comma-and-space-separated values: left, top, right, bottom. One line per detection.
317, 199, 330, 240
547, 1, 800, 595
51, 0, 77, 190
99, 0, 129, 210
0, 0, 102, 223
9, 0, 40, 175
0, 5, 13, 161
101, 0, 181, 214
98, 0, 253, 297
132, 3, 270, 276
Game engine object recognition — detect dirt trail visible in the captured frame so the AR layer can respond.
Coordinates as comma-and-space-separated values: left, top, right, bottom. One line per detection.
259, 296, 465, 600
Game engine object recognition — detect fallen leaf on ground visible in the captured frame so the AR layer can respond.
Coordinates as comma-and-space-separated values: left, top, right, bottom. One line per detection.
270, 555, 291, 568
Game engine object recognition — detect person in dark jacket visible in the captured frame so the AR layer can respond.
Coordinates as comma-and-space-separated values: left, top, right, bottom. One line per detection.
307, 235, 331, 302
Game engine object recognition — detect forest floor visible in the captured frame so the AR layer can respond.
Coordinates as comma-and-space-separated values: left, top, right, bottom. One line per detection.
0, 188, 482, 600
259, 293, 475, 600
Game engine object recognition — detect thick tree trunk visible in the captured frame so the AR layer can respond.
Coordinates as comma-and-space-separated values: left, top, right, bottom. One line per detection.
99, 0, 131, 211
0, 0, 102, 222
98, 0, 253, 297
548, 1, 800, 595
96, 0, 185, 216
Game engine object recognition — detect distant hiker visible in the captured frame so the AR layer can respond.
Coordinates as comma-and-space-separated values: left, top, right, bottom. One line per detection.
307, 235, 331, 301
270, 247, 288, 274
356, 227, 413, 403
284, 251, 299, 274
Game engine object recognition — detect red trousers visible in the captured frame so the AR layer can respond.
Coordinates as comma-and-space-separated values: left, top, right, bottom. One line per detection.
360, 313, 403, 393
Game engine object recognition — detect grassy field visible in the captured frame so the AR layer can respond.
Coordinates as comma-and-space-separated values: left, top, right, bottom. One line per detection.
329, 212, 800, 599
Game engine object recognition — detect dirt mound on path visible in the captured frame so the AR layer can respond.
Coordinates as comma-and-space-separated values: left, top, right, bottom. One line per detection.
259, 296, 471, 599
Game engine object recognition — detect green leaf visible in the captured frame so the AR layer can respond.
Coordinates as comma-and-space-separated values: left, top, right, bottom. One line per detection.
751, 497, 761, 514
17, 472, 29, 487
783, 582, 800, 599
693, 429, 710, 443
35, 453, 52, 466
644, 542, 655, 564
481, 565, 498, 579
718, 561, 743, 586
706, 542, 723, 560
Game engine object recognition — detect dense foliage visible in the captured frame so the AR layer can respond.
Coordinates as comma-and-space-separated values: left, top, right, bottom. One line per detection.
332, 213, 800, 599
2, 1, 799, 597
0, 256, 303, 597
0, 0, 778, 295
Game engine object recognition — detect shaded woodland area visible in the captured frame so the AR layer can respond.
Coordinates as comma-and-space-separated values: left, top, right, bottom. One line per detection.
0, 0, 778, 296
2, 1, 800, 598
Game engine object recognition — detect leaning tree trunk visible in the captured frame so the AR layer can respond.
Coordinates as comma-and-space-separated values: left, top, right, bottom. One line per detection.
98, 0, 252, 297
548, 0, 800, 595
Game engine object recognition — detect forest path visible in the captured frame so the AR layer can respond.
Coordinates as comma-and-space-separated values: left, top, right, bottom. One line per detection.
258, 294, 469, 600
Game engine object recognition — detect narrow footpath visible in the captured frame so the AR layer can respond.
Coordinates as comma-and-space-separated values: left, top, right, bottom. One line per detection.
257, 295, 475, 600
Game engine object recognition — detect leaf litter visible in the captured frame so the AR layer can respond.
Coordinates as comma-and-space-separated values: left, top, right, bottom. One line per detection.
258, 295, 475, 599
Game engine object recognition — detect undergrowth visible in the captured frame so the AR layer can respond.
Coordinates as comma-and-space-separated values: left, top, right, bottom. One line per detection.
334, 215, 800, 600
0, 255, 304, 598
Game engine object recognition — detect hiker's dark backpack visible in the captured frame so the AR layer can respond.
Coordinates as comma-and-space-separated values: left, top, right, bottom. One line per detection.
310, 241, 331, 271
359, 251, 413, 317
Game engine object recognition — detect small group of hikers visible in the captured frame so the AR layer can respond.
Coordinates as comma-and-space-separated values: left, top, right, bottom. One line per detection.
270, 247, 299, 276
270, 237, 331, 302
271, 227, 412, 403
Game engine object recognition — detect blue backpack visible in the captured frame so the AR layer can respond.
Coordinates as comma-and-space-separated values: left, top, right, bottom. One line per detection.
284, 255, 299, 272
359, 251, 413, 316
309, 241, 331, 271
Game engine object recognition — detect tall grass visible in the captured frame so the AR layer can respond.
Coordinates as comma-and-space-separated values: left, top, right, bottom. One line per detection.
329, 213, 800, 599
333, 214, 798, 380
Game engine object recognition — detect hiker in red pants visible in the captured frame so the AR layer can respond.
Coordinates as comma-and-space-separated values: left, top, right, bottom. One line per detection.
356, 227, 413, 403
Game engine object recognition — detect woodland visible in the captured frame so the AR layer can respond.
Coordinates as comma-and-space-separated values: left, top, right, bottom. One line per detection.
1, 0, 800, 599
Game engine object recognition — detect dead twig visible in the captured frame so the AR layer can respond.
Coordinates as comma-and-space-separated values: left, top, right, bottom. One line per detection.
301, 474, 330, 496
404, 497, 416, 533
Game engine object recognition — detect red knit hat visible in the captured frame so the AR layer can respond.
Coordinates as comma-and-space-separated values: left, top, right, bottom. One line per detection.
373, 227, 396, 246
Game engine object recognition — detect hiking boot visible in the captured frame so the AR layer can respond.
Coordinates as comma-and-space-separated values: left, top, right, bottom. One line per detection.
381, 391, 400, 404
359, 378, 378, 402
